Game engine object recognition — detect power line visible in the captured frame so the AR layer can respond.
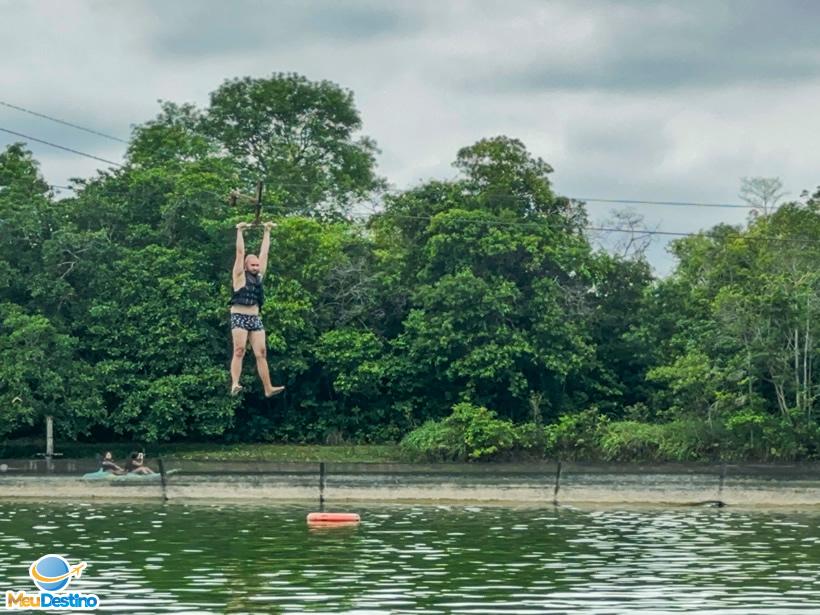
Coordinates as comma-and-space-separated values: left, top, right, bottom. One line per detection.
48, 181, 802, 243
0, 127, 124, 168
90, 181, 762, 211
0, 105, 758, 211
0, 100, 770, 211
11, 181, 817, 246
0, 100, 754, 209
223, 182, 759, 210
371, 183, 758, 209
362, 212, 820, 246
585, 226, 699, 238
1, 106, 807, 255
299, 184, 759, 209
0, 100, 128, 144
572, 197, 754, 209
0, 108, 774, 215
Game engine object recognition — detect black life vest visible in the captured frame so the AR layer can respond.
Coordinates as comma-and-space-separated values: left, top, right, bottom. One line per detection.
230, 271, 264, 308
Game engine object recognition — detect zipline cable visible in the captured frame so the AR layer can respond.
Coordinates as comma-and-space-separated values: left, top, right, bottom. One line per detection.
0, 100, 128, 144
47, 181, 761, 210
0, 127, 124, 167
39, 182, 815, 245
1, 118, 806, 245
0, 103, 760, 210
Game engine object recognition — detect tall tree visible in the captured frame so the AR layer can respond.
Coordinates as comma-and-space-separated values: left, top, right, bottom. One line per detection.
739, 176, 787, 218
202, 73, 383, 219
376, 137, 596, 423
644, 192, 820, 458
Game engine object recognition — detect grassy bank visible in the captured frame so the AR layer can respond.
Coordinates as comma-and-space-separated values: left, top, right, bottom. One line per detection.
0, 439, 405, 463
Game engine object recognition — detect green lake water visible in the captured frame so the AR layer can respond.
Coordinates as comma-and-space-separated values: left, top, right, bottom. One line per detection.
1, 501, 819, 613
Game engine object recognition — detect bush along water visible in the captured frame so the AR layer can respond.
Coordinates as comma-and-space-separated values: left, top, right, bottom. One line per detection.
402, 405, 820, 463
400, 403, 545, 461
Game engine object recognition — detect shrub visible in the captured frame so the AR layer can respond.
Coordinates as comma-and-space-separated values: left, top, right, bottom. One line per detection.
759, 414, 820, 461
658, 419, 725, 461
400, 418, 460, 461
600, 421, 664, 462
515, 422, 549, 457
401, 402, 520, 461
544, 408, 609, 461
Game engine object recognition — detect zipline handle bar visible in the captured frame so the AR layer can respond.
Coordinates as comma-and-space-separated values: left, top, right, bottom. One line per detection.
229, 180, 265, 225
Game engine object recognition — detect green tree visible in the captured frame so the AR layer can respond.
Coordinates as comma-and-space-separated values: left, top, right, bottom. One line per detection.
571, 254, 657, 416
203, 73, 383, 218
643, 192, 820, 458
376, 137, 596, 424
0, 304, 103, 438
0, 144, 54, 306
82, 245, 234, 441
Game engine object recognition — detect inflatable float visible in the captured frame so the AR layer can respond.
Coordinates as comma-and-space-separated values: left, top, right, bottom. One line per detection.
306, 512, 360, 525
81, 469, 179, 481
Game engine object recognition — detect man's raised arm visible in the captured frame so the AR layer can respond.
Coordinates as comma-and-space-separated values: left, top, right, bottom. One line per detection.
234, 222, 250, 277
259, 221, 276, 276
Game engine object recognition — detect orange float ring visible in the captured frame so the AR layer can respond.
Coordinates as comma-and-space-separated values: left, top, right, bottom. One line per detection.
307, 512, 360, 524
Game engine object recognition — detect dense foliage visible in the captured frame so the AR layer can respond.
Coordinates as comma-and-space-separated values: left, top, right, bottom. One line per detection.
1, 73, 818, 460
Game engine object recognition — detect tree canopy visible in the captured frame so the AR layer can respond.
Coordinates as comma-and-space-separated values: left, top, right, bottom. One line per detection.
2, 73, 818, 461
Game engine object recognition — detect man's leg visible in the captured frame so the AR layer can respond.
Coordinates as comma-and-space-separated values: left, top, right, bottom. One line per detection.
230, 327, 249, 394
249, 330, 284, 397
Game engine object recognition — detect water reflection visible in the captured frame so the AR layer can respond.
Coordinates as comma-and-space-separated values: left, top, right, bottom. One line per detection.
0, 502, 818, 613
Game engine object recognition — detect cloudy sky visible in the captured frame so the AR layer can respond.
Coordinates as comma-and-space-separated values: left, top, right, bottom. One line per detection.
2, 0, 819, 273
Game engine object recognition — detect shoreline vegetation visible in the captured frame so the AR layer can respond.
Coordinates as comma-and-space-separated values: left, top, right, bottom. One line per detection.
3, 402, 817, 466
0, 440, 404, 463
2, 73, 819, 463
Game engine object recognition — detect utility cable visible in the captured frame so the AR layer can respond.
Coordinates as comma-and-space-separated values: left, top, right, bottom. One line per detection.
0, 127, 124, 167
0, 100, 128, 143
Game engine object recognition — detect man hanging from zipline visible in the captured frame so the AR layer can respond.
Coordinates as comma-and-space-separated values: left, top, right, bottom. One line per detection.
229, 221, 285, 398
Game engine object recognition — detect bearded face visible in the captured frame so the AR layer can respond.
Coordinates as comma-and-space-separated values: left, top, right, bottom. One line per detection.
244, 255, 261, 274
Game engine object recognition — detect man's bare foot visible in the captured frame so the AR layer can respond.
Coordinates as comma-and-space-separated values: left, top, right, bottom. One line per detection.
230, 384, 244, 396
264, 385, 285, 398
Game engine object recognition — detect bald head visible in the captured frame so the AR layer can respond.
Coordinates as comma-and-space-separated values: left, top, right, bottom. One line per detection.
244, 254, 261, 274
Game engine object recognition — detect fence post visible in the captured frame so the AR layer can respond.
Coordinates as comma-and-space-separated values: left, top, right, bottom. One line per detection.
158, 458, 168, 502
319, 462, 326, 511
552, 461, 562, 505
45, 416, 54, 458
45, 416, 54, 473
718, 463, 726, 503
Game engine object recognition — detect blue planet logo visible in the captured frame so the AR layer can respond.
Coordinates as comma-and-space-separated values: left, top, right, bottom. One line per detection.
29, 554, 86, 592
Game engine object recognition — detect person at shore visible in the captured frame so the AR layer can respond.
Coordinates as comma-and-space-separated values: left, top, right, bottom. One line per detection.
229, 221, 285, 398
100, 451, 124, 475
124, 451, 154, 475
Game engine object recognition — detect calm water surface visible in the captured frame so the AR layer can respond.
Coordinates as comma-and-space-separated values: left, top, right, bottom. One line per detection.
1, 501, 819, 613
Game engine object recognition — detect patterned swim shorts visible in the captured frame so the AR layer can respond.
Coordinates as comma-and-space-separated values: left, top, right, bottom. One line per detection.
230, 313, 264, 331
